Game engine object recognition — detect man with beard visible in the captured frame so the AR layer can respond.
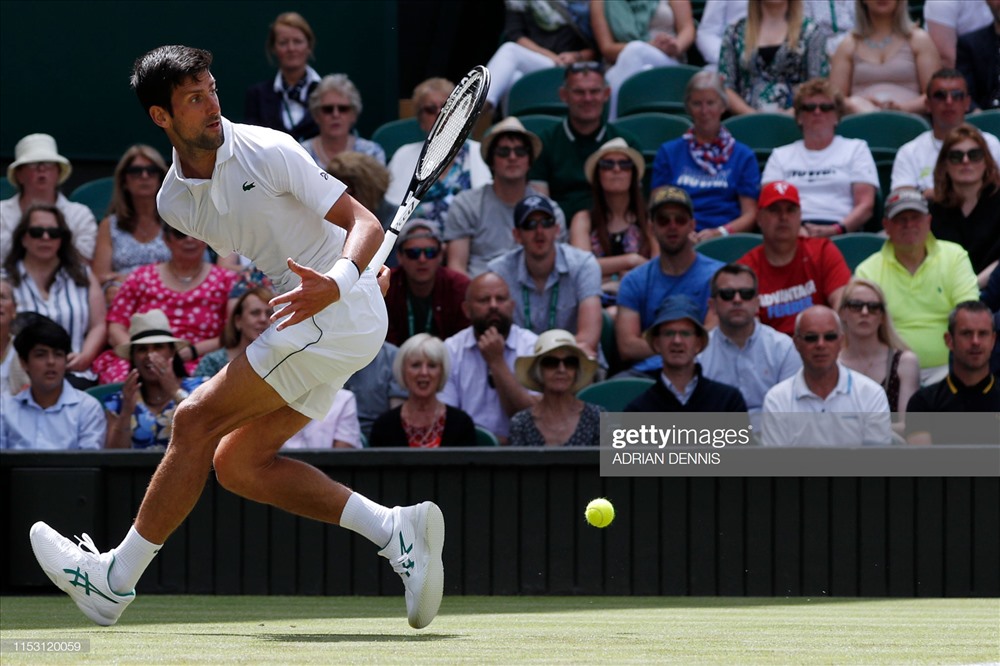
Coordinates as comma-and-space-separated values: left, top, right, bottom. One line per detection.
440, 272, 539, 443
615, 185, 724, 376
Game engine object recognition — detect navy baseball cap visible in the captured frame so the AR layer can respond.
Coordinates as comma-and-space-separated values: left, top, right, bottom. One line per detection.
643, 295, 707, 343
514, 195, 556, 228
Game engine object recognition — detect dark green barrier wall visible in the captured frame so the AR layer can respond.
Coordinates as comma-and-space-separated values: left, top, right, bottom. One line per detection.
3, 450, 997, 597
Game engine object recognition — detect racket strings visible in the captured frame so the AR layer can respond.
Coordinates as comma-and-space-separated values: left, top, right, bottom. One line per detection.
416, 80, 483, 180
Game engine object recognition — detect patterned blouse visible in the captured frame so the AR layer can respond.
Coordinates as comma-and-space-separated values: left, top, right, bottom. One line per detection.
91, 263, 237, 384
103, 376, 207, 449
411, 141, 476, 234
590, 223, 645, 258
107, 215, 171, 277
301, 136, 387, 167
719, 17, 830, 111
509, 402, 605, 447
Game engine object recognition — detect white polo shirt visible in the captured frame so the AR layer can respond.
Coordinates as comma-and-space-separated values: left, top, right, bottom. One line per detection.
891, 129, 1000, 193
760, 362, 892, 446
157, 117, 347, 295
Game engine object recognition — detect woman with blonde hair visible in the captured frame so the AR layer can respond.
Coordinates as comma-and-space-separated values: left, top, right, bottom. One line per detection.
830, 0, 939, 114
837, 278, 919, 419
92, 144, 170, 303
930, 123, 1000, 287
718, 0, 830, 115
194, 287, 274, 378
244, 11, 321, 141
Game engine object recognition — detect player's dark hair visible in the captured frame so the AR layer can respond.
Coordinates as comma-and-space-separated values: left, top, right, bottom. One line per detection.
948, 300, 996, 334
14, 316, 72, 361
711, 264, 759, 295
131, 45, 214, 115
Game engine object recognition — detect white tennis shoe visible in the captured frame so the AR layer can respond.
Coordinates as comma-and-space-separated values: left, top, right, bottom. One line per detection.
29, 521, 135, 626
378, 502, 445, 629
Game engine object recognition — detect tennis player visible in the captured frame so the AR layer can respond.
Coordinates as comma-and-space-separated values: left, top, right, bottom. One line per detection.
30, 45, 445, 629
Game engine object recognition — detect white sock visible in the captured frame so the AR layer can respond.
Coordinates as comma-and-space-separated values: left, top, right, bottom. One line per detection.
109, 526, 161, 594
339, 492, 394, 548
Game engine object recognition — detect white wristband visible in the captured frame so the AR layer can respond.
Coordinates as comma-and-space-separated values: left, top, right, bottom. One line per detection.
325, 257, 361, 297
718, 225, 730, 237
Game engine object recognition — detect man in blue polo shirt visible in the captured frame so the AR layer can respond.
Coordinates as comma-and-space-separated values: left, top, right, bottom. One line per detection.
615, 186, 724, 376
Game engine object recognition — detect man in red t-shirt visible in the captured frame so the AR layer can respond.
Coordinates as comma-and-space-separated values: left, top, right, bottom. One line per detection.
737, 181, 851, 336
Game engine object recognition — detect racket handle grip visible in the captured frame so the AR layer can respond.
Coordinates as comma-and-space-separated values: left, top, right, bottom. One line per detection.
369, 228, 400, 271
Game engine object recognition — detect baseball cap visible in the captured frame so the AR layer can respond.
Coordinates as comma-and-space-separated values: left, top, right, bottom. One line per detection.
643, 295, 708, 344
758, 181, 800, 208
884, 188, 928, 219
397, 218, 442, 245
648, 185, 694, 216
514, 195, 556, 228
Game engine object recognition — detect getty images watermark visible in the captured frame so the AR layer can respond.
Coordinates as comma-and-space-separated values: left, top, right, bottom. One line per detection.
599, 413, 1000, 477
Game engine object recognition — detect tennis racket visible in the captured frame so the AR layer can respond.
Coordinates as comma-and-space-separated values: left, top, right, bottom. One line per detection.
368, 65, 491, 271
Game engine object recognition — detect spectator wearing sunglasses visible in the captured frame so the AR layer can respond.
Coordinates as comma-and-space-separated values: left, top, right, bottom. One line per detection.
929, 124, 1000, 286
955, 0, 1000, 111
616, 186, 724, 377
445, 116, 565, 278
698, 264, 800, 423
837, 278, 919, 432
625, 295, 746, 413
1, 133, 96, 264
2, 204, 105, 388
509, 329, 602, 446
761, 305, 891, 446
527, 61, 639, 219
856, 188, 980, 385
650, 72, 760, 241
488, 195, 602, 361
761, 78, 878, 237
737, 181, 851, 337
891, 70, 1000, 199
301, 74, 385, 168
384, 219, 470, 347
571, 138, 657, 307
92, 145, 171, 305
384, 78, 491, 234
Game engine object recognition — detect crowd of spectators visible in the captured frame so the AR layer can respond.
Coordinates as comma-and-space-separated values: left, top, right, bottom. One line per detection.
2, 0, 998, 451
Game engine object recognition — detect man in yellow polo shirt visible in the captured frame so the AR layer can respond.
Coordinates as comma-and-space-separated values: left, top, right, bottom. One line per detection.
856, 188, 980, 384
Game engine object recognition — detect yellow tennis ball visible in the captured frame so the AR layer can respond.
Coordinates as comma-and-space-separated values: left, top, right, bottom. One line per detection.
585, 498, 615, 528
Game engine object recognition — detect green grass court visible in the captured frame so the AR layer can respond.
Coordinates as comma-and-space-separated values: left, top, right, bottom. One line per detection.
1, 595, 997, 664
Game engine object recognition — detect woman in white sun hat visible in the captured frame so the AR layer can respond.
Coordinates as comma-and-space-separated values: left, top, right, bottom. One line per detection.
510, 329, 602, 446
1, 133, 97, 263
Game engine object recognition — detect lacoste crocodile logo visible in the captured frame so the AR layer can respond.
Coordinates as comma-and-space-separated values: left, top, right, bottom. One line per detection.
242, 181, 255, 192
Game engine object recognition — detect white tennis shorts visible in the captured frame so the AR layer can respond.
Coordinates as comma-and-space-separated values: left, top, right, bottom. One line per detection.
246, 270, 387, 420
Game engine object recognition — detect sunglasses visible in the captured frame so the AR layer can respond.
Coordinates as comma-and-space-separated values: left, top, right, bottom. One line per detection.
26, 226, 66, 240
418, 104, 441, 116
598, 158, 634, 172
566, 61, 602, 74
716, 288, 756, 301
653, 213, 691, 227
319, 103, 353, 115
799, 332, 840, 344
539, 355, 581, 370
799, 102, 836, 113
843, 299, 884, 313
402, 246, 441, 260
946, 148, 985, 164
930, 89, 967, 102
519, 216, 557, 231
655, 328, 696, 339
125, 165, 162, 177
495, 145, 529, 159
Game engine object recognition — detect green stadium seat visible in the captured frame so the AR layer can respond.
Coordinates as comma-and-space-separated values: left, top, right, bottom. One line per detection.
722, 113, 801, 168
371, 118, 425, 162
611, 113, 692, 163
512, 114, 561, 139
0, 179, 16, 200
69, 177, 114, 221
576, 377, 655, 412
694, 233, 763, 263
507, 67, 568, 117
475, 426, 500, 447
600, 310, 624, 377
832, 233, 885, 272
616, 65, 701, 117
86, 382, 123, 404
836, 111, 930, 162
965, 110, 1000, 138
